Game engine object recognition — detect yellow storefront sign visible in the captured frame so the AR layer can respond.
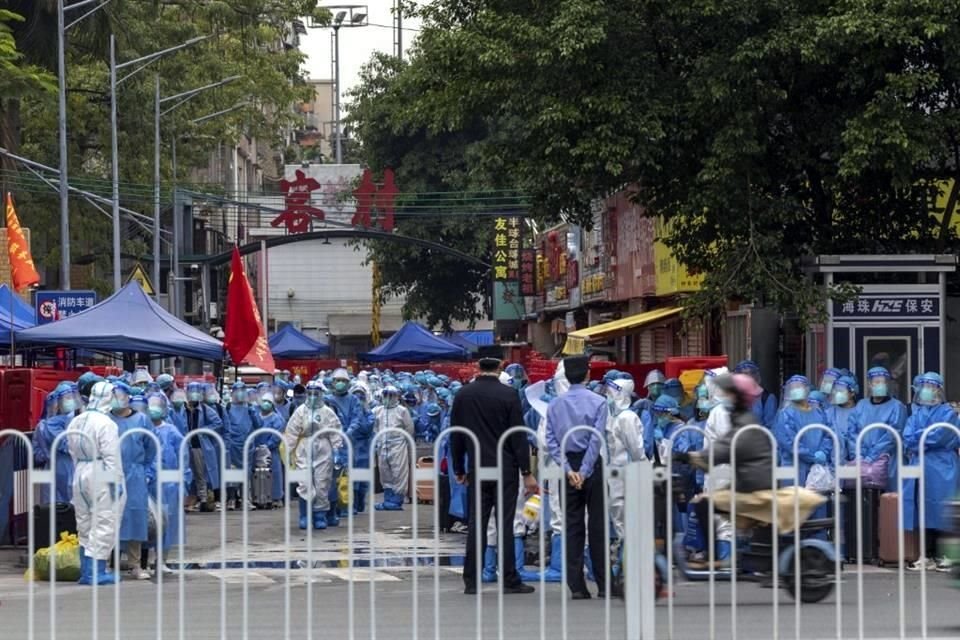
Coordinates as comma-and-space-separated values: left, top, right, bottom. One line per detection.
654, 216, 703, 296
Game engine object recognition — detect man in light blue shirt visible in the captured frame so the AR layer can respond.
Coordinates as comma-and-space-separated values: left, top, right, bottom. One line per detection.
545, 355, 610, 599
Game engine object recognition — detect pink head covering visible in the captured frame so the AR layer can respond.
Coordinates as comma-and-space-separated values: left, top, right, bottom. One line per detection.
732, 373, 763, 402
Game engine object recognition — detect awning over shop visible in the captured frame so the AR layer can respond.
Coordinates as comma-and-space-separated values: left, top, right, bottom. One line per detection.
562, 307, 684, 355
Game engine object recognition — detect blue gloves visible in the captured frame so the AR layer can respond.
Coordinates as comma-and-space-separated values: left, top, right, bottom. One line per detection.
814, 450, 827, 465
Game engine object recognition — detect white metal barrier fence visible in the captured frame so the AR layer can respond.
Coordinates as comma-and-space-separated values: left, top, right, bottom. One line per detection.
0, 421, 957, 639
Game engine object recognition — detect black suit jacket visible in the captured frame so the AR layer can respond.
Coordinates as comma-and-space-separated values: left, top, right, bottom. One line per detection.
449, 376, 530, 476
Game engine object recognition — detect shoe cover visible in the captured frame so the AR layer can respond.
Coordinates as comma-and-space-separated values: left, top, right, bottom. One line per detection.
482, 546, 498, 583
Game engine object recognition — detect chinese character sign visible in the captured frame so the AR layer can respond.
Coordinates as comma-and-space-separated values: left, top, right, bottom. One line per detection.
833, 295, 940, 319
35, 290, 97, 325
493, 216, 524, 283
352, 168, 398, 232
271, 170, 325, 234
519, 249, 537, 296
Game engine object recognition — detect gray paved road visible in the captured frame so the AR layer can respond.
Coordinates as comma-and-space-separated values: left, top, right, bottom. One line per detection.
1, 500, 958, 639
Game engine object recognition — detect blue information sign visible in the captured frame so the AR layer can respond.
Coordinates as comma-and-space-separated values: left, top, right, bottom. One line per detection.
35, 290, 98, 325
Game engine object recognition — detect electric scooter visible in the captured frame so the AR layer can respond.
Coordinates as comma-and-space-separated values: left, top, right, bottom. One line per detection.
670, 516, 838, 603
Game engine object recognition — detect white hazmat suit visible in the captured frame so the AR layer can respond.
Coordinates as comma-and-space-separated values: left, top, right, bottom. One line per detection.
68, 381, 126, 561
373, 402, 415, 503
605, 378, 647, 539
283, 402, 343, 513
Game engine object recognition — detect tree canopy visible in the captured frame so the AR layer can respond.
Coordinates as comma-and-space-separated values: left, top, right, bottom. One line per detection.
2, 0, 329, 295
348, 0, 960, 326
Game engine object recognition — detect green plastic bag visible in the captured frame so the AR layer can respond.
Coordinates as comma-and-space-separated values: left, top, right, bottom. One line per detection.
30, 532, 81, 582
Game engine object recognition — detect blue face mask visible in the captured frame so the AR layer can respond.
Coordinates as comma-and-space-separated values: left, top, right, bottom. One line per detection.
872, 383, 888, 398
788, 387, 808, 402
832, 390, 850, 406
918, 387, 937, 404
61, 399, 77, 413
696, 398, 712, 411
148, 407, 165, 421
656, 415, 672, 428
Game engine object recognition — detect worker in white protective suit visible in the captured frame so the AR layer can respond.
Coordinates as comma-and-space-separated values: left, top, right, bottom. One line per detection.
698, 367, 734, 563
68, 380, 126, 585
373, 386, 415, 510
605, 377, 647, 541
282, 381, 344, 531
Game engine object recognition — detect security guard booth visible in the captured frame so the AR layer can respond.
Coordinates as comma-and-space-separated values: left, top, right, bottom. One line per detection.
806, 255, 956, 399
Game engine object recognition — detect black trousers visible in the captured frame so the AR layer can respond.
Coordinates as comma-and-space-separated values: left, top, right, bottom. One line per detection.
564, 451, 607, 594
462, 467, 521, 588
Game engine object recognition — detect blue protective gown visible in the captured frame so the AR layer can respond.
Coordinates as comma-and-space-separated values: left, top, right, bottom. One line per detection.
902, 403, 960, 531
635, 407, 656, 460
148, 422, 191, 550
34, 414, 76, 504
327, 393, 363, 437
274, 400, 292, 423
665, 419, 705, 499
752, 390, 779, 429
845, 397, 908, 492
225, 403, 258, 470
254, 410, 285, 501
826, 405, 855, 463
416, 413, 443, 443
346, 406, 375, 470
170, 403, 224, 490
773, 403, 833, 486
114, 411, 157, 543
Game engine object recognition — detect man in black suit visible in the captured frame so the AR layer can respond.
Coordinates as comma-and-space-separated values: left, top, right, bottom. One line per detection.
450, 357, 538, 595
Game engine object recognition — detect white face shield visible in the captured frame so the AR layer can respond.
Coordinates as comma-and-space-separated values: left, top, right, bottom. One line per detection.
606, 378, 635, 412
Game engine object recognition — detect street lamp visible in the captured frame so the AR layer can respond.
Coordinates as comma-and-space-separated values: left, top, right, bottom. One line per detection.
58, 0, 114, 289
155, 75, 241, 302
109, 34, 209, 292
324, 5, 368, 164
170, 102, 248, 318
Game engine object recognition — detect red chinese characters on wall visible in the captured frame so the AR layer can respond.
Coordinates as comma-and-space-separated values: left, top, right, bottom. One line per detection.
352, 168, 398, 232
271, 169, 326, 234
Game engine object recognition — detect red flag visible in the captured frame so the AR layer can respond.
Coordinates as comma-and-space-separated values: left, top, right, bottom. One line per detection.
224, 247, 261, 363
5, 193, 40, 291
240, 296, 275, 373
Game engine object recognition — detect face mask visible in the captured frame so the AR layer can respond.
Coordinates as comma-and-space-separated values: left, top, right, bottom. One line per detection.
173, 400, 185, 409
205, 395, 218, 404
111, 398, 123, 411
606, 396, 618, 412
918, 387, 937, 404
261, 401, 274, 412
832, 390, 850, 406
788, 387, 808, 402
61, 399, 77, 413
188, 392, 202, 403
872, 383, 888, 398
696, 398, 712, 411
148, 407, 165, 421
333, 381, 349, 394
656, 415, 672, 428
819, 381, 834, 395
648, 383, 664, 398
306, 395, 321, 408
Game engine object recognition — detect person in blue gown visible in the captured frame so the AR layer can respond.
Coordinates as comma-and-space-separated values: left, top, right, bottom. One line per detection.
254, 392, 285, 508
416, 403, 444, 443
902, 372, 960, 572
173, 383, 224, 511
845, 366, 908, 492
733, 360, 778, 429
346, 383, 375, 513
774, 375, 833, 487
225, 381, 258, 510
111, 382, 156, 580
826, 375, 858, 463
145, 392, 190, 568
33, 386, 80, 504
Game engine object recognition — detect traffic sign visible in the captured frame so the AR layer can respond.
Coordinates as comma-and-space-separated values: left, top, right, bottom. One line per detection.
36, 290, 97, 325
127, 263, 155, 296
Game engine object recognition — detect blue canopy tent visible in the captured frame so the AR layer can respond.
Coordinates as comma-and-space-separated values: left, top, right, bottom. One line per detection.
0, 284, 36, 325
457, 330, 494, 346
360, 323, 468, 363
0, 284, 36, 346
16, 281, 223, 360
441, 332, 479, 354
269, 324, 330, 358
